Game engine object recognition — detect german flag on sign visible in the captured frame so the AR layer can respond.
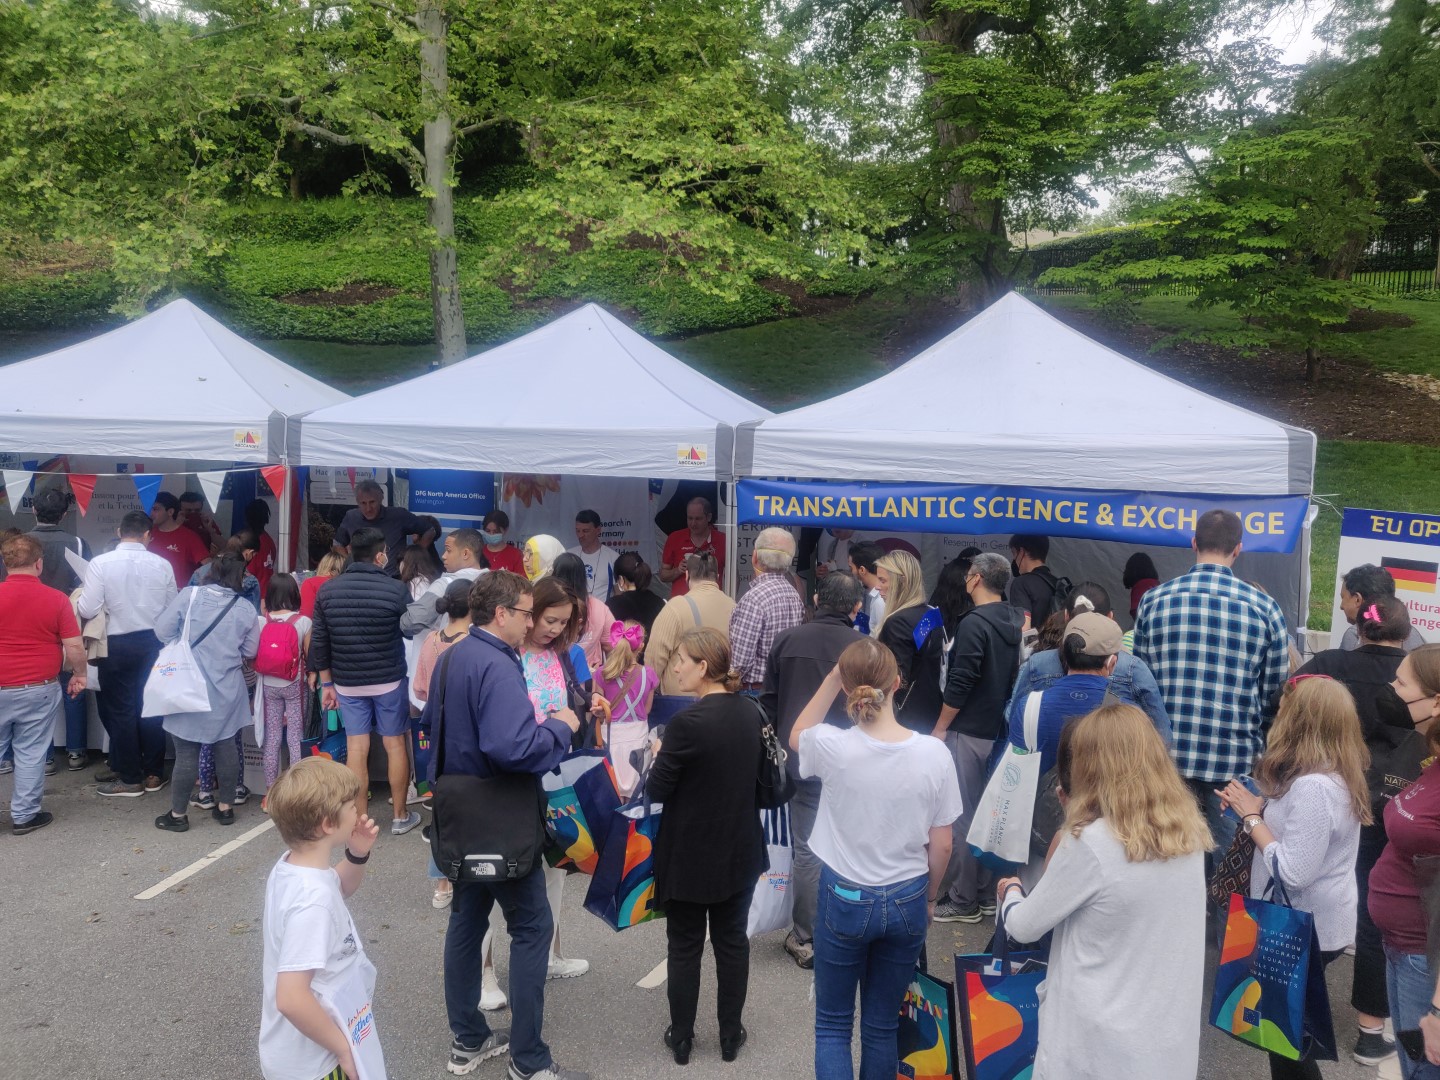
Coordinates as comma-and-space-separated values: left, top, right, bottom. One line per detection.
1383, 557, 1439, 594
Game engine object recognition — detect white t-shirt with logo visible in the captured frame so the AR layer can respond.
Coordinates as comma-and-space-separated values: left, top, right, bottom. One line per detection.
260, 853, 385, 1080
799, 724, 963, 888
567, 544, 620, 601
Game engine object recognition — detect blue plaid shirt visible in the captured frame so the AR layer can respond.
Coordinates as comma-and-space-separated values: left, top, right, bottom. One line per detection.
1133, 563, 1289, 784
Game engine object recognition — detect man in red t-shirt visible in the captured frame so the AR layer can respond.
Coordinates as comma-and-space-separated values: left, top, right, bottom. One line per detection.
0, 535, 87, 834
245, 500, 277, 597
659, 496, 725, 597
148, 493, 212, 588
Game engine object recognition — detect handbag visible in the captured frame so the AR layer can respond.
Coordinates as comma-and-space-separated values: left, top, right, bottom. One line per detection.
965, 692, 1044, 867
746, 695, 795, 809
898, 951, 959, 1080
558, 646, 594, 750
1209, 870, 1337, 1062
746, 805, 794, 938
955, 907, 1046, 1080
141, 590, 238, 717
1208, 829, 1257, 907
429, 648, 549, 883
583, 772, 664, 930
541, 749, 622, 875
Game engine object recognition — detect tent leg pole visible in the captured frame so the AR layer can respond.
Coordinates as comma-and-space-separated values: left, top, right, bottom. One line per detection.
278, 463, 293, 574
723, 481, 738, 597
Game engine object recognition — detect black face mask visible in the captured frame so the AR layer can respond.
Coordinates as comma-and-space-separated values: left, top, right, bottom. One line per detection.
1376, 684, 1427, 729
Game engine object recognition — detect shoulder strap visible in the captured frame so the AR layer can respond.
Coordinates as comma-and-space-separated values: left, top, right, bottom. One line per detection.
684, 595, 702, 627
432, 645, 459, 778
193, 593, 242, 648
1022, 691, 1044, 752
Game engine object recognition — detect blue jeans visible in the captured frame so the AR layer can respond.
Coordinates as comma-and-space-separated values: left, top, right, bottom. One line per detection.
814, 864, 929, 1080
1385, 946, 1440, 1079
0, 683, 60, 823
445, 865, 554, 1074
95, 629, 164, 784
62, 673, 89, 754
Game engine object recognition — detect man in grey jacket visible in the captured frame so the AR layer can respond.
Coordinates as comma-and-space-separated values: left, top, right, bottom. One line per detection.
400, 528, 488, 640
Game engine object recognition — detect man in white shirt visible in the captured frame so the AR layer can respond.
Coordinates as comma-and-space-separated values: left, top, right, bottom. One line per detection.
568, 509, 619, 602
400, 528, 489, 641
77, 510, 178, 797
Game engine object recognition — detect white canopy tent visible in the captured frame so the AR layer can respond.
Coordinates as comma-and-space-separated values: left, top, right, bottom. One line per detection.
0, 297, 349, 568
734, 291, 1317, 631
296, 302, 772, 480
0, 297, 346, 463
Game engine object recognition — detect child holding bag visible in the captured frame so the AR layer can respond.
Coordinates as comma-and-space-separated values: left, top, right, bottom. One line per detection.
594, 620, 656, 796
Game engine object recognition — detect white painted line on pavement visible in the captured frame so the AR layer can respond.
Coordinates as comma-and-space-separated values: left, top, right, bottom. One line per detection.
134, 819, 276, 900
636, 957, 667, 988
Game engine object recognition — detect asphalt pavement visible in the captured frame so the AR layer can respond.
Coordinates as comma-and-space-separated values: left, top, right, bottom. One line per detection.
0, 764, 1394, 1079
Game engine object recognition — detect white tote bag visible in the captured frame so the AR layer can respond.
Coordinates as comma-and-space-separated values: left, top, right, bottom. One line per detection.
965, 691, 1044, 865
141, 591, 212, 717
747, 805, 795, 938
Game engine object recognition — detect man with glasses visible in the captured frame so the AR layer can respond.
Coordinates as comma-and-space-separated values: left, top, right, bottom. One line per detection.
729, 527, 804, 694
426, 571, 588, 1080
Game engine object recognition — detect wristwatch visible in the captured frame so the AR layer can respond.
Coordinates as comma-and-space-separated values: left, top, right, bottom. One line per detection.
344, 847, 370, 865
1242, 814, 1263, 835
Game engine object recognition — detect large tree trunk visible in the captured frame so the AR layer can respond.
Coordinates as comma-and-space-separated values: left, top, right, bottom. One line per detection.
417, 0, 467, 366
900, 0, 1010, 304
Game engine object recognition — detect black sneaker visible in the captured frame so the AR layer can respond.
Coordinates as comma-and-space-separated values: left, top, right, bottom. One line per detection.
44, 758, 58, 776
783, 932, 814, 970
1353, 1029, 1396, 1065
212, 806, 235, 826
446, 1032, 510, 1075
232, 784, 251, 805
96, 780, 146, 798
13, 810, 54, 835
189, 789, 216, 811
933, 898, 983, 924
978, 898, 997, 917
67, 752, 87, 772
155, 812, 189, 833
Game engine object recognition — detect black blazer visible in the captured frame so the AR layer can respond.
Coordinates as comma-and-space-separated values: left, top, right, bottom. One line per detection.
647, 693, 767, 905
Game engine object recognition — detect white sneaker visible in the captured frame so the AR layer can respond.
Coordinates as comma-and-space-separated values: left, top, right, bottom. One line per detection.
546, 957, 589, 980
479, 971, 508, 1011
1378, 1052, 1402, 1080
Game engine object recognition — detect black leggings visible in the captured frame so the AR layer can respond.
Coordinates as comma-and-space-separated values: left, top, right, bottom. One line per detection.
170, 735, 239, 816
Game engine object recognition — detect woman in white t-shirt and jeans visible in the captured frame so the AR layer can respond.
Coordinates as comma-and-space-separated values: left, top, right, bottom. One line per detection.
789, 637, 963, 1080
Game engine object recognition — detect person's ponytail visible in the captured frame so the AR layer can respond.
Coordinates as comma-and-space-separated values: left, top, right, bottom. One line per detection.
846, 684, 887, 725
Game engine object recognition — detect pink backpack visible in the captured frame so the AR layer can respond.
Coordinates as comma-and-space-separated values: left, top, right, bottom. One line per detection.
255, 613, 302, 681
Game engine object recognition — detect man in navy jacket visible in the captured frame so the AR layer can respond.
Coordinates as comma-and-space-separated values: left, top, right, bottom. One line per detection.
424, 571, 587, 1080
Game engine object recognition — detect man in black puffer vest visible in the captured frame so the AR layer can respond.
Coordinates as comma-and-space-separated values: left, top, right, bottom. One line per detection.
309, 527, 415, 833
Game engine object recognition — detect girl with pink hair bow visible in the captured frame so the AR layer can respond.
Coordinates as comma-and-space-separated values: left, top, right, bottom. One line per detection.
596, 619, 658, 795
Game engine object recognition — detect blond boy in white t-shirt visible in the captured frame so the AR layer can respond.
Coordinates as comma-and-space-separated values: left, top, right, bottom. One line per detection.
260, 757, 384, 1080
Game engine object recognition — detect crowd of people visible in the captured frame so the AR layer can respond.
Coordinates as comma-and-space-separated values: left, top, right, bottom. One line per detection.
6, 482, 1440, 1080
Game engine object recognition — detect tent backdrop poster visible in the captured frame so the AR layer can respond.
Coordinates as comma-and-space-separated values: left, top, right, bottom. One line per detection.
1331, 508, 1440, 647
501, 474, 656, 575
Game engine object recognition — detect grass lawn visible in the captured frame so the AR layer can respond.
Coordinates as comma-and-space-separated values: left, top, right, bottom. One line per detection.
1310, 440, 1440, 628
1044, 292, 1440, 379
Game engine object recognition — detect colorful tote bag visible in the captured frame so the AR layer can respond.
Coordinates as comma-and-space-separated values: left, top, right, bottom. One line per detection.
954, 915, 1045, 1080
898, 965, 959, 1080
1209, 881, 1337, 1062
542, 750, 621, 875
583, 795, 664, 930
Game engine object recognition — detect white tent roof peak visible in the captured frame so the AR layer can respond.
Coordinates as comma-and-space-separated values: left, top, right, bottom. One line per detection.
736, 290, 1314, 495
298, 302, 773, 479
0, 297, 347, 462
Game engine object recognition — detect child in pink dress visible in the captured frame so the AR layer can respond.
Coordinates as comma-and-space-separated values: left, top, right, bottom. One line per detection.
593, 620, 657, 796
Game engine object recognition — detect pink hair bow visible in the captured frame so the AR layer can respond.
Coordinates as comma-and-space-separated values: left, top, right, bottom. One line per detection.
1363, 603, 1381, 622
608, 621, 644, 649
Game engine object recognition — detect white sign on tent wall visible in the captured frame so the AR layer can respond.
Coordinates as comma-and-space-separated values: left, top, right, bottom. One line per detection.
1331, 507, 1440, 648
502, 474, 656, 577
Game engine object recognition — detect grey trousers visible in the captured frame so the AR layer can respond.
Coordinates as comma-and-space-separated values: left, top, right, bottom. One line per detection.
940, 731, 996, 907
170, 735, 239, 817
788, 778, 823, 944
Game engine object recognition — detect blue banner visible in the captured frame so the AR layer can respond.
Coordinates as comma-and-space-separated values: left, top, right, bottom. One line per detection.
1342, 507, 1440, 548
737, 479, 1308, 554
406, 469, 495, 522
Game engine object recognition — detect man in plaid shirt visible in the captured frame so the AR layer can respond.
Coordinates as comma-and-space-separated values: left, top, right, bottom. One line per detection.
1134, 509, 1290, 854
729, 528, 805, 690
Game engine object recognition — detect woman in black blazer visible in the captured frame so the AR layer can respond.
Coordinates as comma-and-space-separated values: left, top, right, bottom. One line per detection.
875, 550, 944, 733
647, 626, 766, 1066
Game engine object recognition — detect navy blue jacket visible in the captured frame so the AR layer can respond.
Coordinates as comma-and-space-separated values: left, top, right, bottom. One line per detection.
424, 627, 572, 782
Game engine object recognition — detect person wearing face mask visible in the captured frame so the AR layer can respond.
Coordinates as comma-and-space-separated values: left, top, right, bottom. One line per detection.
1291, 596, 1423, 1063
480, 509, 526, 576
1366, 645, 1440, 1080
309, 527, 415, 832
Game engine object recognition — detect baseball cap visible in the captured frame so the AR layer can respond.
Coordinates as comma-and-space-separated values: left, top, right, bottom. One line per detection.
1064, 612, 1122, 657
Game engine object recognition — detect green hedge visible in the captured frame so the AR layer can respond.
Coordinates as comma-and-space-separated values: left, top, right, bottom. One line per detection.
0, 270, 121, 330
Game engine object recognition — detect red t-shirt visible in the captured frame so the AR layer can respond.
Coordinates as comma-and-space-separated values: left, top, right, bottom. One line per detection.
484, 544, 525, 577
149, 526, 211, 589
248, 531, 277, 598
661, 528, 725, 596
1369, 760, 1440, 954
299, 573, 331, 618
0, 575, 81, 685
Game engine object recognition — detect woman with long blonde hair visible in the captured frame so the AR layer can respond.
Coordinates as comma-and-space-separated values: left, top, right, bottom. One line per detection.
874, 551, 942, 734
998, 704, 1211, 1080
1218, 674, 1371, 1080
